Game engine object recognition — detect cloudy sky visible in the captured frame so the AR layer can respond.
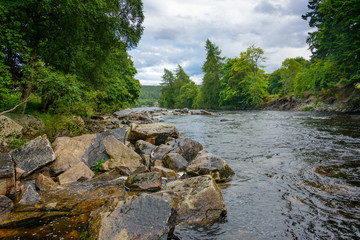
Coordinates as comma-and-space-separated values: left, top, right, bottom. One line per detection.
130, 0, 313, 85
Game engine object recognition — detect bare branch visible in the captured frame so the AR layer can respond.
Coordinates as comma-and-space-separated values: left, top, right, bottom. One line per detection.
0, 96, 41, 116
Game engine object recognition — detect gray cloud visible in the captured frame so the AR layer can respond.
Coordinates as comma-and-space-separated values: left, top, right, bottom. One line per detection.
130, 0, 312, 85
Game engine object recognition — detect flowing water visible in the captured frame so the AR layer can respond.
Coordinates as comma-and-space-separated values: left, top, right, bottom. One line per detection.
158, 111, 360, 240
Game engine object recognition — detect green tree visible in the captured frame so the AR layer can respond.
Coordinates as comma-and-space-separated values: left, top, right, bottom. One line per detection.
199, 39, 224, 108
280, 57, 306, 95
268, 69, 283, 95
177, 81, 199, 108
303, 0, 360, 82
159, 69, 176, 108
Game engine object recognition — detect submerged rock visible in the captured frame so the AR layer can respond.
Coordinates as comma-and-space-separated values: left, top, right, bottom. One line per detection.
163, 175, 226, 226
125, 172, 162, 191
88, 191, 178, 240
128, 123, 180, 145
187, 151, 235, 182
11, 135, 55, 177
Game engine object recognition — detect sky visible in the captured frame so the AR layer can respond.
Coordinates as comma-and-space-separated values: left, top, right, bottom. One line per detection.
130, 0, 313, 85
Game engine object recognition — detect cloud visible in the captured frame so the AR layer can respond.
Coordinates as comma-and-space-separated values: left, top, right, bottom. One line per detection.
130, 0, 312, 85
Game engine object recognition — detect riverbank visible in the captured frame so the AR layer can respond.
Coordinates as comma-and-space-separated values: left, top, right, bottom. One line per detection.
258, 84, 360, 113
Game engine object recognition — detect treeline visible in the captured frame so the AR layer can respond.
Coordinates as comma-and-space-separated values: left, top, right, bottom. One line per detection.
159, 0, 360, 109
0, 0, 144, 116
138, 86, 161, 106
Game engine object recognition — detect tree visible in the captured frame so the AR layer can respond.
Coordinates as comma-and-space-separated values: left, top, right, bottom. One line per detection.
0, 0, 144, 113
159, 69, 176, 108
177, 81, 199, 108
268, 69, 283, 95
303, 0, 360, 82
280, 57, 306, 95
199, 39, 224, 108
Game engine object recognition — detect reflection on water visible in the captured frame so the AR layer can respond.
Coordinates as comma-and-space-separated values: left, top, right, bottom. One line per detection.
160, 111, 360, 240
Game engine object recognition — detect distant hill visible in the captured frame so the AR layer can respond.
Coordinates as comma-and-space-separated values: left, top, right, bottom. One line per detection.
138, 85, 162, 106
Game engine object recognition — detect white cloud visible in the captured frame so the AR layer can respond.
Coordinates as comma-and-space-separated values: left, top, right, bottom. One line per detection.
130, 0, 313, 85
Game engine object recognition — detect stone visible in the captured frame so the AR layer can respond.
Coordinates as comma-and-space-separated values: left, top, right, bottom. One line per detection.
35, 174, 61, 191
0, 153, 14, 196
57, 162, 95, 185
51, 134, 97, 174
11, 135, 55, 177
162, 153, 188, 171
151, 166, 177, 181
128, 123, 180, 145
190, 110, 214, 115
5, 113, 46, 137
141, 154, 151, 170
150, 144, 173, 162
186, 152, 235, 182
153, 160, 164, 167
163, 175, 226, 225
105, 126, 129, 144
167, 137, 203, 162
113, 108, 134, 118
88, 191, 178, 240
0, 195, 13, 215
125, 172, 162, 191
19, 185, 40, 205
0, 115, 23, 138
134, 140, 155, 155
100, 135, 146, 175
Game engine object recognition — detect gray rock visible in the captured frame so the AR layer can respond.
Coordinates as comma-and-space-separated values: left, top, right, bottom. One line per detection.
135, 140, 155, 155
125, 172, 162, 191
0, 153, 15, 196
0, 115, 23, 138
150, 144, 174, 162
11, 135, 55, 177
162, 153, 188, 171
88, 191, 178, 240
128, 123, 180, 145
19, 185, 40, 205
163, 175, 226, 226
5, 113, 45, 137
57, 162, 94, 185
167, 137, 203, 162
0, 195, 13, 215
113, 108, 134, 118
186, 151, 235, 182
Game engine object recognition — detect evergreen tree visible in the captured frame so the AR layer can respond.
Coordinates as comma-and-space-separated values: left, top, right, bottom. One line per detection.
199, 39, 224, 108
159, 69, 176, 108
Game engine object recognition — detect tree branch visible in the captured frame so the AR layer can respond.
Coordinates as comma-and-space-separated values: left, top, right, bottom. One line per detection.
0, 96, 41, 116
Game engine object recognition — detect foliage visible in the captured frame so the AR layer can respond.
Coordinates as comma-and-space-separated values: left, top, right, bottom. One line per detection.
198, 39, 225, 108
159, 69, 176, 108
94, 159, 106, 174
45, 115, 88, 141
219, 45, 268, 107
280, 57, 307, 95
177, 81, 199, 108
6, 130, 27, 149
268, 69, 283, 95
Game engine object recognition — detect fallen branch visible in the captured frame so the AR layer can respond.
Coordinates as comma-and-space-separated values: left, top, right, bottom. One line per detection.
0, 96, 41, 116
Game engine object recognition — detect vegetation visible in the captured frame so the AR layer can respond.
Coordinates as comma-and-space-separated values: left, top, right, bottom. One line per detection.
0, 0, 144, 115
137, 85, 161, 107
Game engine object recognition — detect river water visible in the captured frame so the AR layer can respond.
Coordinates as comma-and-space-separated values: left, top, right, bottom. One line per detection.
158, 111, 360, 240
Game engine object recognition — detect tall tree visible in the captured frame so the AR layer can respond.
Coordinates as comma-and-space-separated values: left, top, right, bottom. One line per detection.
159, 69, 176, 108
199, 39, 224, 108
280, 57, 306, 95
303, 0, 360, 82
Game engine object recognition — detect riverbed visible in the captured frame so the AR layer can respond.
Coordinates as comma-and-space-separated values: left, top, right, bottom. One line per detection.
159, 111, 360, 240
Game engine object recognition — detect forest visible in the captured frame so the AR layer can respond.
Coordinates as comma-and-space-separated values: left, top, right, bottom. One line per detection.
1, 0, 359, 114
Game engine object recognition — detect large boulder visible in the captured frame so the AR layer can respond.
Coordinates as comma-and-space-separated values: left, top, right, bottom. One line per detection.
134, 140, 155, 156
163, 175, 226, 225
150, 144, 173, 162
162, 153, 188, 171
125, 172, 162, 191
88, 191, 178, 240
0, 115, 23, 138
167, 138, 203, 162
57, 161, 95, 185
128, 123, 180, 145
0, 153, 14, 196
4, 113, 45, 138
99, 135, 146, 175
11, 135, 55, 178
114, 109, 153, 123
186, 151, 235, 182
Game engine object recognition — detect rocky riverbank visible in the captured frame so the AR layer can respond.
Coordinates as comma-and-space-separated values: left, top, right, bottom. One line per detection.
0, 108, 232, 239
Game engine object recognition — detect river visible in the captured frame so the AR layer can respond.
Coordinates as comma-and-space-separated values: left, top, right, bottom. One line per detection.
158, 110, 360, 240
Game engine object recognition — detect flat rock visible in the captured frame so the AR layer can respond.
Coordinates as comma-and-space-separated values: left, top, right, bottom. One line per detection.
11, 135, 55, 177
163, 175, 226, 226
162, 153, 188, 171
128, 123, 180, 145
88, 191, 178, 240
125, 172, 162, 191
186, 151, 235, 182
57, 162, 94, 185
100, 135, 146, 175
